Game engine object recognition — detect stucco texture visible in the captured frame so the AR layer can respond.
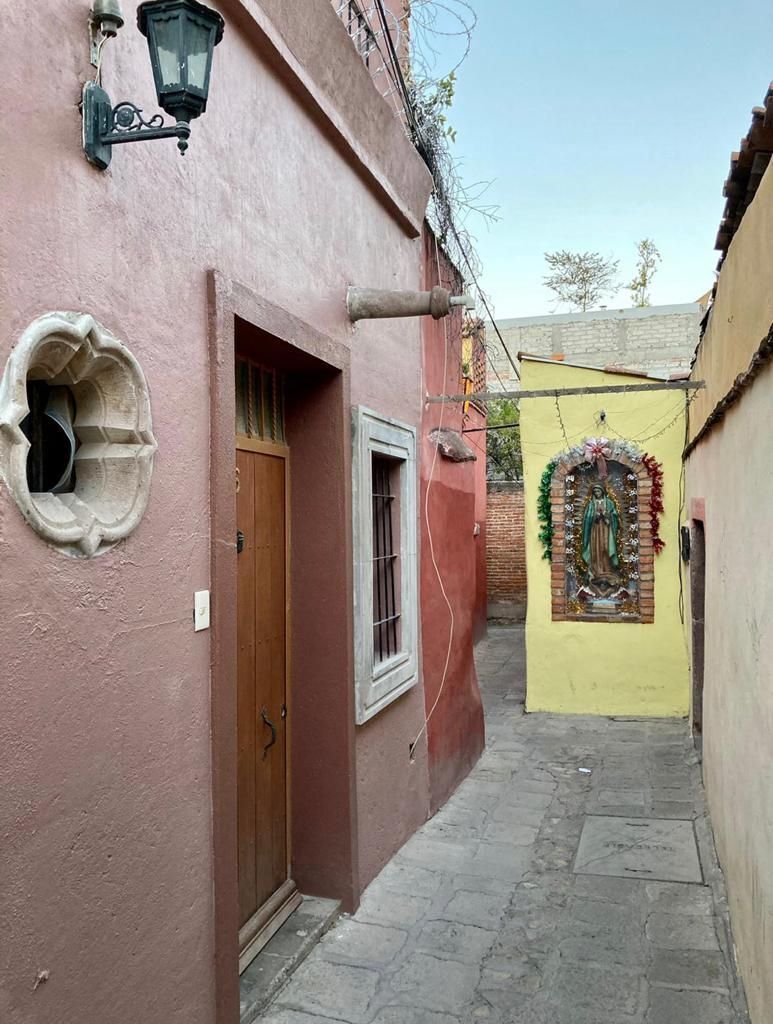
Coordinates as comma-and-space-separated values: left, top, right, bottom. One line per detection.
419, 236, 485, 816
691, 164, 773, 440
687, 378, 773, 1024
685, 160, 773, 1024
0, 3, 432, 1023
520, 360, 689, 716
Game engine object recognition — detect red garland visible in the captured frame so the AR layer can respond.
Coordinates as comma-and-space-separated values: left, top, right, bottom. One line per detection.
641, 453, 665, 554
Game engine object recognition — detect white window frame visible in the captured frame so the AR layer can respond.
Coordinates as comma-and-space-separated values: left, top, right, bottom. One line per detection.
352, 405, 418, 724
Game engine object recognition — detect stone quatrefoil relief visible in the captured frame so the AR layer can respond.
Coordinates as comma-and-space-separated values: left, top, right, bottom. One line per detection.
0, 312, 157, 557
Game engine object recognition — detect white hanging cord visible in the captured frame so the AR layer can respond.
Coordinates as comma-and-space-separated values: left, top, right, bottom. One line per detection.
410, 236, 456, 761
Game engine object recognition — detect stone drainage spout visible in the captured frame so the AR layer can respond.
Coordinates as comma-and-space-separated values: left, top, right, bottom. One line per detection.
347, 286, 475, 322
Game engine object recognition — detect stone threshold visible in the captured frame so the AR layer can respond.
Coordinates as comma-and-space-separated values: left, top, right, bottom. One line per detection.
239, 896, 340, 1024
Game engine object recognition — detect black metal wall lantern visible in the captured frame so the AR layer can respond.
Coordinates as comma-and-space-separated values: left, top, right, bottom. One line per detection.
83, 0, 224, 170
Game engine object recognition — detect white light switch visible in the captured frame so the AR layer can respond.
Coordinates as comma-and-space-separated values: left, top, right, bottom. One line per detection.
194, 590, 210, 632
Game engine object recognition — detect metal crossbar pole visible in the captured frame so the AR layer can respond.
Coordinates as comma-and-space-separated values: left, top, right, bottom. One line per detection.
425, 380, 705, 404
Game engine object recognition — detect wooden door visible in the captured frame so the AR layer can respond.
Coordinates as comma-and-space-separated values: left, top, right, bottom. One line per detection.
236, 440, 299, 972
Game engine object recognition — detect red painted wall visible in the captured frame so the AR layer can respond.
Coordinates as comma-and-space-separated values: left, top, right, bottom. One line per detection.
419, 230, 485, 814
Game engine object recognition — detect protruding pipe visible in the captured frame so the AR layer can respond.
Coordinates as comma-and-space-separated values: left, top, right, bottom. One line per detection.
347, 286, 475, 322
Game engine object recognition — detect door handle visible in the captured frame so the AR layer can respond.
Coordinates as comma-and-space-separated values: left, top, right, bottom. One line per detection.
260, 706, 277, 759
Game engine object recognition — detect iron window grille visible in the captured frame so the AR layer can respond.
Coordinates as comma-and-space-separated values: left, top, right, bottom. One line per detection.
352, 406, 418, 725
335, 0, 378, 68
235, 357, 286, 443
372, 455, 400, 663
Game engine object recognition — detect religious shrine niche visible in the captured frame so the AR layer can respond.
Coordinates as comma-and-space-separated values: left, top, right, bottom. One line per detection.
545, 439, 660, 624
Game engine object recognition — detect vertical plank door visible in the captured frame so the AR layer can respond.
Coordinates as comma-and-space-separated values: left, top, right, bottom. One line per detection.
236, 445, 298, 971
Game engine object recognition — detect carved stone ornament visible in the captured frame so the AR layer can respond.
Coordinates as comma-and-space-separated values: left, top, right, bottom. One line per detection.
0, 312, 157, 557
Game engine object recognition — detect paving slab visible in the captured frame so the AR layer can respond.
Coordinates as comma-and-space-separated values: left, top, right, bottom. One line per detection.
273, 961, 379, 1024
646, 986, 736, 1023
573, 815, 703, 883
253, 629, 749, 1024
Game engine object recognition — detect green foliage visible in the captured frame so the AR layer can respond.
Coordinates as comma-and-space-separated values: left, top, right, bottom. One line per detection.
486, 398, 522, 481
543, 250, 619, 312
537, 459, 558, 560
412, 71, 458, 145
627, 238, 661, 307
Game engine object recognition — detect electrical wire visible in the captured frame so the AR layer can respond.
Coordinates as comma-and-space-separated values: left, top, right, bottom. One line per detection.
604, 393, 697, 446
409, 237, 456, 761
446, 221, 520, 382
554, 394, 571, 448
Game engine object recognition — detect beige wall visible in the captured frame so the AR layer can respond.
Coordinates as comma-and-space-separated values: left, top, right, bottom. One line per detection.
691, 165, 773, 440
686, 163, 773, 1023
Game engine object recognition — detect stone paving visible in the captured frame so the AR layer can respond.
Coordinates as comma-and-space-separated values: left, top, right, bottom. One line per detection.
258, 627, 750, 1024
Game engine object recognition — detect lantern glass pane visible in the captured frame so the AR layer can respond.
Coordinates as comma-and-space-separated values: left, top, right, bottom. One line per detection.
186, 21, 213, 91
153, 17, 183, 87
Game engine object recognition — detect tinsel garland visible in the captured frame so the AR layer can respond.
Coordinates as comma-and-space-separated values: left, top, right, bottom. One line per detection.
537, 448, 666, 561
537, 459, 557, 560
642, 453, 665, 553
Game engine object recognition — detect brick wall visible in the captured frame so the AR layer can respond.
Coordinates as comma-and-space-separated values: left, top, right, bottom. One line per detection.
486, 481, 526, 620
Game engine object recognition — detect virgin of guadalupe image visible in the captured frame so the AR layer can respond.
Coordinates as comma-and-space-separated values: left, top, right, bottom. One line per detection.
582, 483, 620, 584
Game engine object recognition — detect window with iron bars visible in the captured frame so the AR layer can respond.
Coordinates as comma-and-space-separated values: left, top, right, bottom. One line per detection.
335, 0, 378, 68
352, 406, 417, 725
371, 455, 401, 663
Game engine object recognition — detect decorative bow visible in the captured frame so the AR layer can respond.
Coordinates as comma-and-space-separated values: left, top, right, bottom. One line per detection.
584, 437, 612, 478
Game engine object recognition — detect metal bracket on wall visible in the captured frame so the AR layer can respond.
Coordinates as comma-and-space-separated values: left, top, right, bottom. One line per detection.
82, 82, 191, 170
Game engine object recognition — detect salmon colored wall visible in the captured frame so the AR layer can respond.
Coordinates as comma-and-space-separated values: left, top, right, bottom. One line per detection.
420, 233, 485, 814
520, 360, 690, 717
0, 4, 432, 1024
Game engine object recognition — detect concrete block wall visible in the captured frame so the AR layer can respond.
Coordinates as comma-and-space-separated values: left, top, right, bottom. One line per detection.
486, 304, 703, 390
486, 482, 526, 621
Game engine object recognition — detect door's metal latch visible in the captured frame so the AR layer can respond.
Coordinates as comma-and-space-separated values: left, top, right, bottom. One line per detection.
281, 704, 287, 720
236, 530, 244, 554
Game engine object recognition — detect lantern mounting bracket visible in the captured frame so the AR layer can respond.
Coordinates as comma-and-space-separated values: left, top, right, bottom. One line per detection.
83, 82, 192, 170
81, 0, 224, 172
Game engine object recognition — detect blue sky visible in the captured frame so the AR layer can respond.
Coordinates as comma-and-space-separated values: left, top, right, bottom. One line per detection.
429, 0, 773, 318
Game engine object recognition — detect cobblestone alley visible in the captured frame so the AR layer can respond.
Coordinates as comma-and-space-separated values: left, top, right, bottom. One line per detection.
255, 628, 750, 1024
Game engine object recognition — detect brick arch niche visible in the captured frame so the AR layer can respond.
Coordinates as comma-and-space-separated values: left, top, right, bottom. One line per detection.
550, 447, 654, 624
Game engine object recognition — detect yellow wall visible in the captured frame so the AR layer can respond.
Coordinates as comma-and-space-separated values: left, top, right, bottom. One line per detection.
520, 360, 689, 716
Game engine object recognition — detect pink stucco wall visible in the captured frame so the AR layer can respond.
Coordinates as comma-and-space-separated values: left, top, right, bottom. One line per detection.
0, 3, 432, 1023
